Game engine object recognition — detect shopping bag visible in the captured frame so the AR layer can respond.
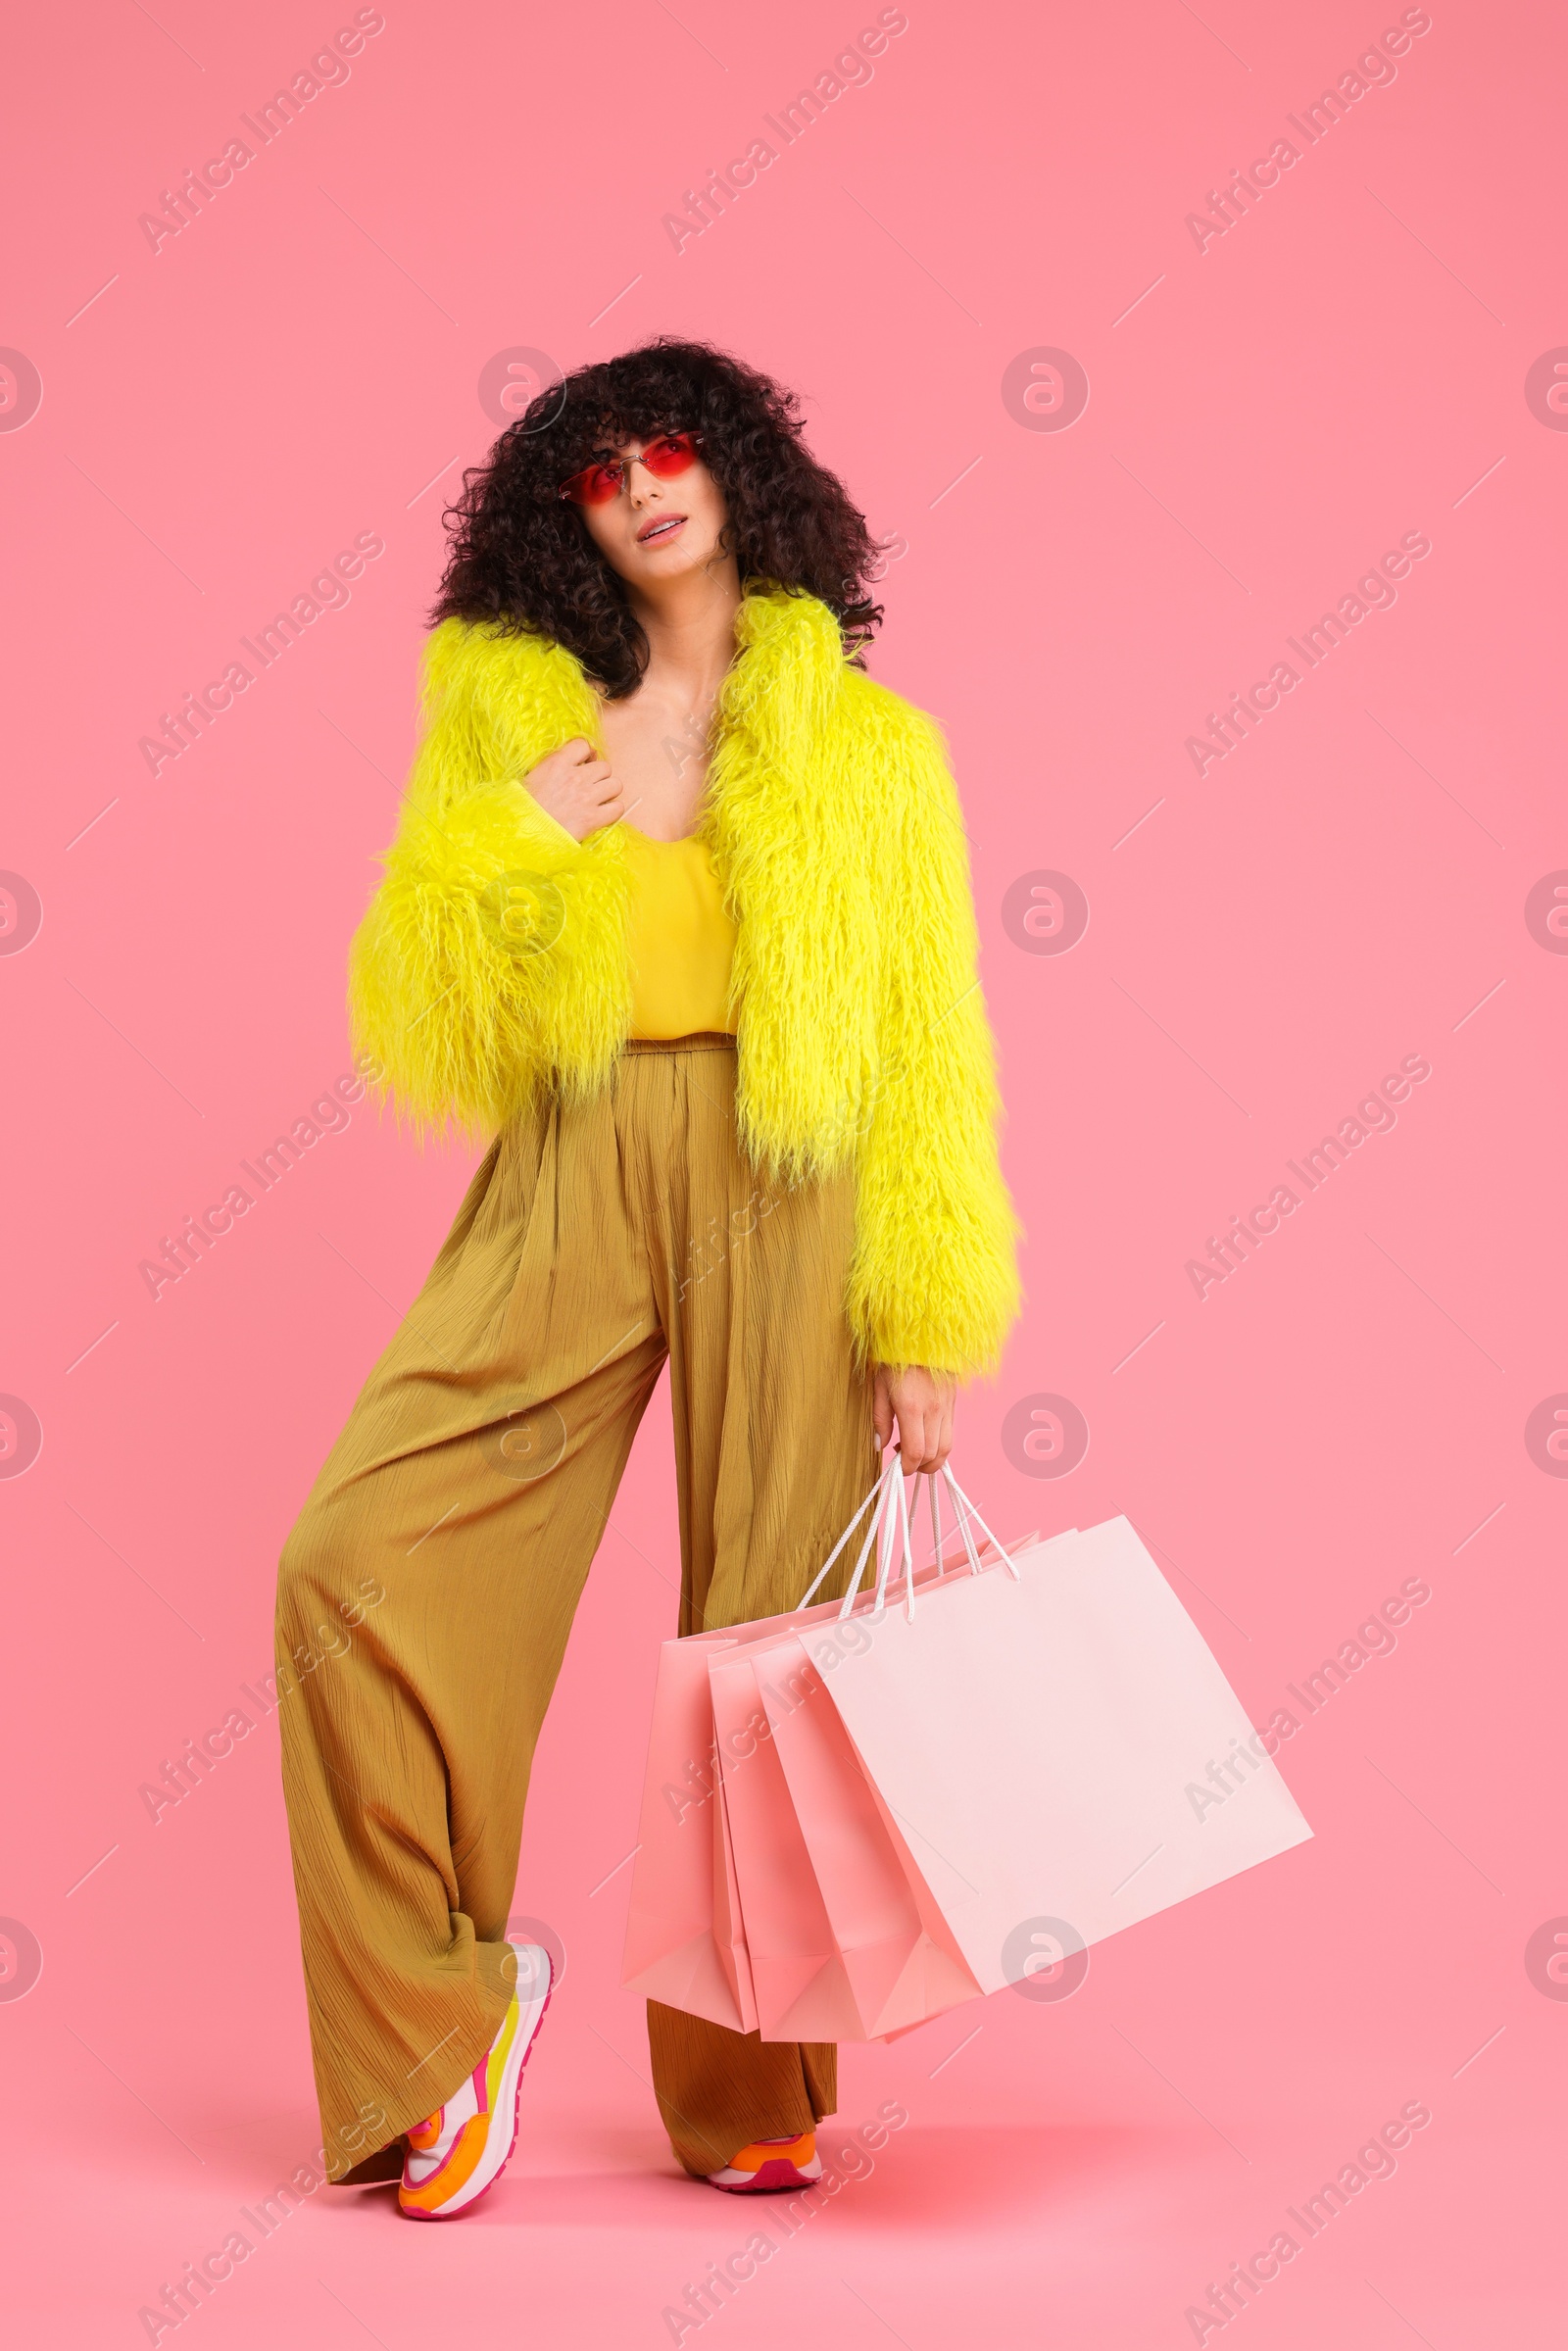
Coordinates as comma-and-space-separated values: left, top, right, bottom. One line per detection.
711, 1733, 759, 2033
707, 1645, 864, 2037
741, 1639, 982, 2037
795, 1498, 1313, 1995
619, 1624, 767, 2031
748, 1471, 1077, 2037
620, 1475, 895, 2026
622, 1465, 1040, 2034
621, 1469, 1005, 2026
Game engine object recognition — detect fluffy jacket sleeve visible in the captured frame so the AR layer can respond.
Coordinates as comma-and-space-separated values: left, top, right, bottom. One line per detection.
347, 620, 630, 1140
847, 686, 1021, 1379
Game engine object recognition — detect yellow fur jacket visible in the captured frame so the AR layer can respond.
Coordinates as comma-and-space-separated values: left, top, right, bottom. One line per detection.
348, 585, 1018, 1377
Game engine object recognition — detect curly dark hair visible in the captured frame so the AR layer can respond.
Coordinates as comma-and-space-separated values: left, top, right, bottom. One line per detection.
431, 338, 883, 697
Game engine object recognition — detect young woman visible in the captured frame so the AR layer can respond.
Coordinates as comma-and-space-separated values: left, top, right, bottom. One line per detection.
276, 338, 1018, 2219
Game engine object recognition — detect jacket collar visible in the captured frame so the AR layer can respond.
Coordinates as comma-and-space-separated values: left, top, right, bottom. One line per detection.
711, 586, 848, 765
536, 582, 848, 735
444, 585, 851, 798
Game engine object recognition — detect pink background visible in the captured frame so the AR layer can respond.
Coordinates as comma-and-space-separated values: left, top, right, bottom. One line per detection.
2, 0, 1562, 2341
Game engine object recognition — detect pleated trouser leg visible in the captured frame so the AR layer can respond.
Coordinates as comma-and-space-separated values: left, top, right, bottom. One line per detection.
275, 1036, 876, 2184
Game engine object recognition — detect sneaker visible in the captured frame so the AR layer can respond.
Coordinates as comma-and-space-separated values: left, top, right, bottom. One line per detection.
398, 1943, 553, 2221
705, 2131, 823, 2192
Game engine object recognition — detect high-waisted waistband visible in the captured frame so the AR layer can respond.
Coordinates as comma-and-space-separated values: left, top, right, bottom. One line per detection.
621, 1032, 737, 1055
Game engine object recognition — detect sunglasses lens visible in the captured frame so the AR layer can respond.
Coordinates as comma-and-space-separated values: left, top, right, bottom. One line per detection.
562, 463, 621, 507
643, 433, 700, 478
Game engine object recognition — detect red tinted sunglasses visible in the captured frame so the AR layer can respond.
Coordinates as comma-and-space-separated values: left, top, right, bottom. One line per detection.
558, 431, 704, 508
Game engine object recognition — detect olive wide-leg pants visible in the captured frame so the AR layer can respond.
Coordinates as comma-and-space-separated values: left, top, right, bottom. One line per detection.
275, 1036, 878, 2182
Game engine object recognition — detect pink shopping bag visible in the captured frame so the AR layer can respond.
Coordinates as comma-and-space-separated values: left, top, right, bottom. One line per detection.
745, 1472, 1079, 2037
742, 1637, 982, 2037
621, 1474, 898, 2025
797, 1495, 1313, 1995
622, 1468, 1001, 2026
623, 1465, 1039, 2036
707, 1647, 862, 2038
711, 1737, 759, 2033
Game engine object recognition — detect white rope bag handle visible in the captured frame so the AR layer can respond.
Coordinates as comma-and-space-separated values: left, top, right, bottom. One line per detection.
795, 1460, 899, 1615
867, 1450, 915, 1622
941, 1467, 1017, 1582
794, 1459, 1015, 1627
896, 1466, 1017, 1622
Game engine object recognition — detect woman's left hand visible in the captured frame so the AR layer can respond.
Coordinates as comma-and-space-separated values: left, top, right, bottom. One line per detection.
873, 1365, 957, 1473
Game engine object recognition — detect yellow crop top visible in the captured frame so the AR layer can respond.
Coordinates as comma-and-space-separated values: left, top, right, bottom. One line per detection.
623, 826, 739, 1040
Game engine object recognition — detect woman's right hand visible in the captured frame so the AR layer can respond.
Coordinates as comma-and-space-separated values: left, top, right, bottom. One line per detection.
520, 737, 623, 841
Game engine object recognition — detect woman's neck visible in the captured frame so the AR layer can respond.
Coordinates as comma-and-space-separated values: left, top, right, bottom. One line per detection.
625, 559, 744, 708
